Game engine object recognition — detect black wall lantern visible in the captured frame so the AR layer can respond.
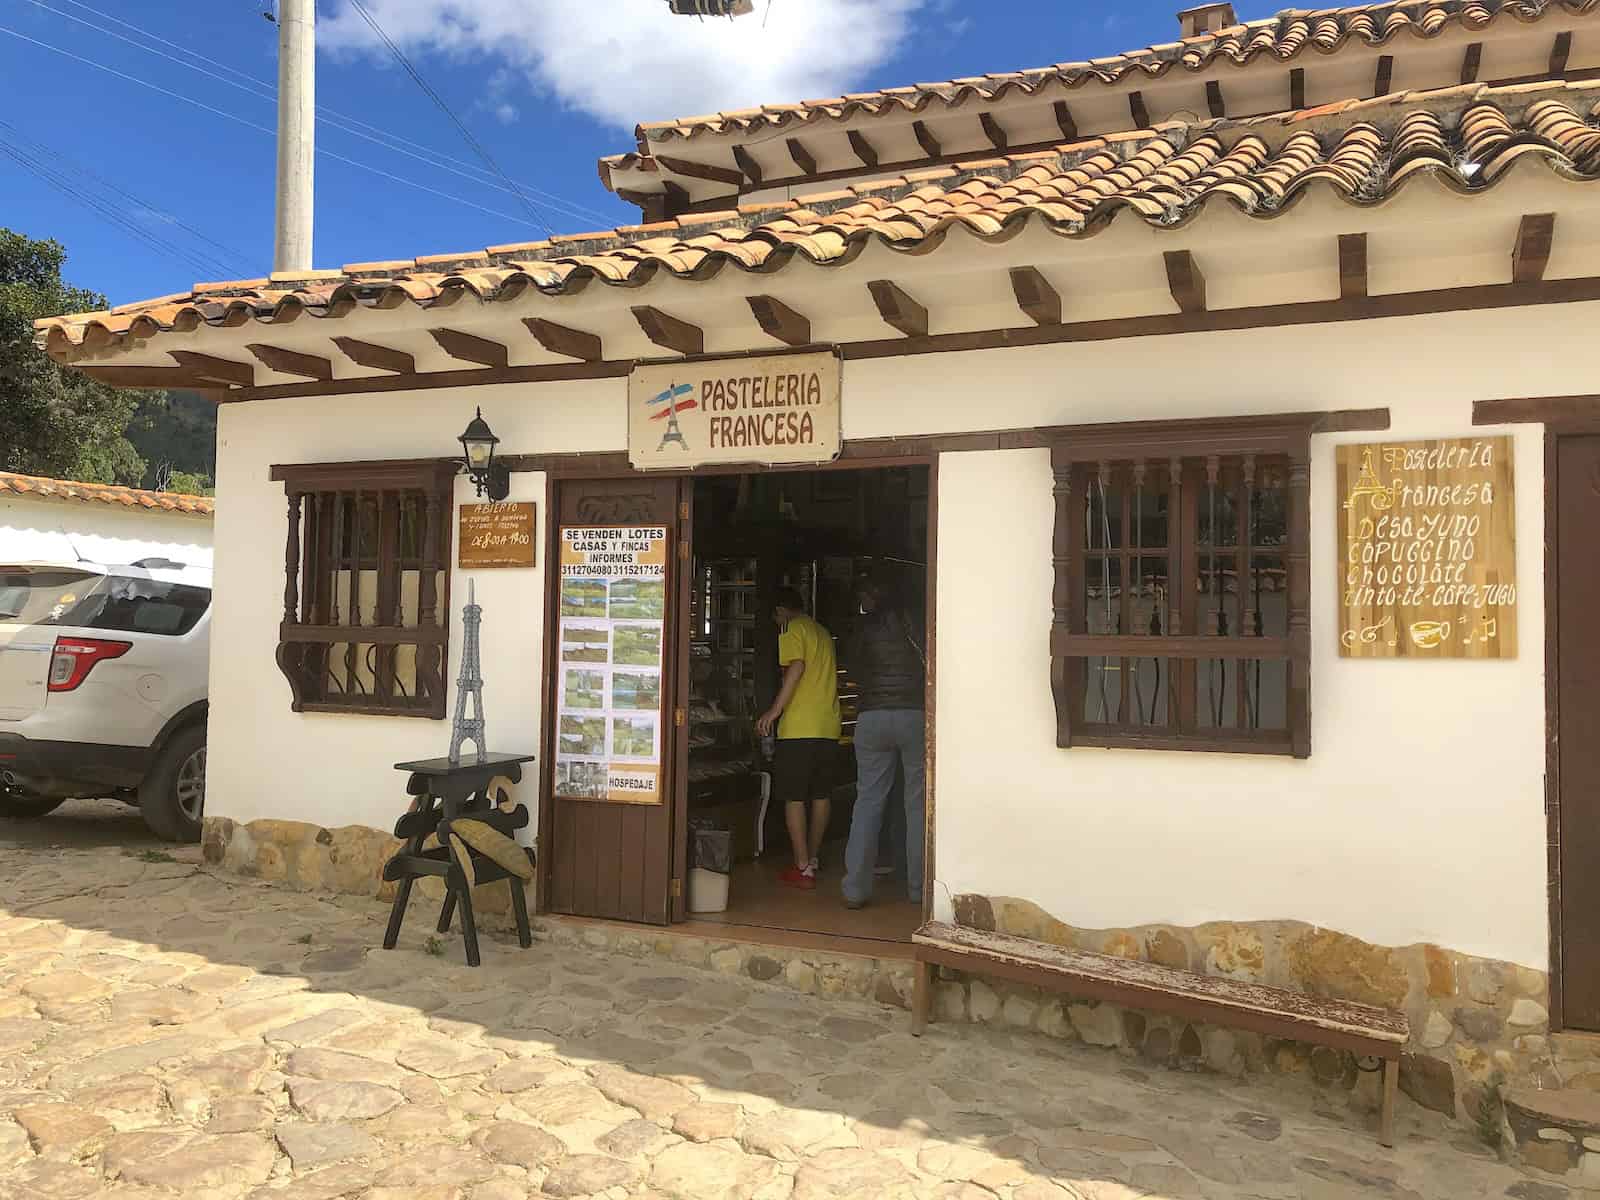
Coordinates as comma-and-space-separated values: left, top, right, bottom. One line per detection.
458, 407, 510, 501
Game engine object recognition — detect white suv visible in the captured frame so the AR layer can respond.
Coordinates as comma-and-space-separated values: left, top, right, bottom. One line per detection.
0, 559, 210, 841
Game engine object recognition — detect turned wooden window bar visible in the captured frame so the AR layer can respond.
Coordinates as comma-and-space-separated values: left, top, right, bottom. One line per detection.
271, 459, 458, 719
1050, 415, 1313, 758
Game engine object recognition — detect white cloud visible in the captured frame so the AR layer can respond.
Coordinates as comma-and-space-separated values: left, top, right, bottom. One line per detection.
322, 0, 927, 133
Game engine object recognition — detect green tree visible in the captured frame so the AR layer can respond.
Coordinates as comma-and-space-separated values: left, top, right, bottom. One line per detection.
0, 228, 146, 485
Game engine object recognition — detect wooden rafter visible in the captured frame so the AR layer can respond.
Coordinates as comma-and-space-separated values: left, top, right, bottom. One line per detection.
1513, 213, 1556, 284
847, 130, 879, 169
1053, 101, 1078, 140
913, 120, 941, 158
731, 145, 763, 187
246, 343, 332, 382
1461, 42, 1483, 84
78, 365, 220, 391
785, 137, 817, 177
867, 280, 928, 338
430, 328, 509, 369
1338, 234, 1368, 301
332, 337, 415, 375
979, 113, 1008, 151
1551, 30, 1573, 76
747, 295, 812, 347
169, 350, 254, 387
631, 305, 703, 356
523, 318, 603, 362
1129, 91, 1150, 128
1206, 80, 1225, 119
1374, 55, 1394, 96
655, 155, 745, 187
1009, 266, 1062, 326
1163, 251, 1207, 314
1289, 68, 1306, 110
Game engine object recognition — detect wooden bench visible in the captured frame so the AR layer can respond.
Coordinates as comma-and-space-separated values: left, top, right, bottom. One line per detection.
911, 921, 1410, 1146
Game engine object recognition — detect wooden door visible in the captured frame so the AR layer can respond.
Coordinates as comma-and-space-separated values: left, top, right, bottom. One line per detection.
1556, 434, 1600, 1028
545, 476, 687, 925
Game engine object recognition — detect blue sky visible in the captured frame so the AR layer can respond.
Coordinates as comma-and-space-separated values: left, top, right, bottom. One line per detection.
0, 0, 1240, 309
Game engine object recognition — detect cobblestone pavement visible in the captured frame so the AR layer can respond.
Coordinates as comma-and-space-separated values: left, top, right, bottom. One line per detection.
0, 813, 1543, 1199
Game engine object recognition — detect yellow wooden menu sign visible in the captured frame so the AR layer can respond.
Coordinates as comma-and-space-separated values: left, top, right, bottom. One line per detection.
1336, 437, 1516, 658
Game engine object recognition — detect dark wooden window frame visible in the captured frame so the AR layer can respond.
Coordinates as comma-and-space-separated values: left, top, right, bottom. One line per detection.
1050, 414, 1315, 758
270, 458, 458, 719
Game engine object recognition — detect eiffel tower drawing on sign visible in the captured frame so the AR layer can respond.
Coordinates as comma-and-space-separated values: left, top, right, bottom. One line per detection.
449, 580, 487, 765
649, 381, 694, 453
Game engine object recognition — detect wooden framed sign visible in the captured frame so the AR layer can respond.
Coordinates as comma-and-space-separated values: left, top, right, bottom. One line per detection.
1336, 437, 1516, 658
458, 502, 536, 569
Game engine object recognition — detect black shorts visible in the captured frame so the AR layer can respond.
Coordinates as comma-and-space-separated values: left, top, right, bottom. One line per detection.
774, 738, 837, 806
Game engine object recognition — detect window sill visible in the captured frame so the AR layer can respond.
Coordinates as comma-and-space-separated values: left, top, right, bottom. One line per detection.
1066, 730, 1298, 757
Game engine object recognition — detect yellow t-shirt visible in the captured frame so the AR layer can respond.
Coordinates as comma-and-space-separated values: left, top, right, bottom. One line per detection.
777, 613, 841, 741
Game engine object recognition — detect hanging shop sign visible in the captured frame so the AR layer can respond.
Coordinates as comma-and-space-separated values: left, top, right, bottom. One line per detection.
1336, 436, 1517, 659
628, 350, 842, 471
553, 525, 669, 804
458, 502, 536, 569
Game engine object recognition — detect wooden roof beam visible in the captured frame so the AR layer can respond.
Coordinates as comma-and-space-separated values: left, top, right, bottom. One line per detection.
1512, 213, 1556, 284
1129, 91, 1150, 128
1460, 42, 1483, 84
168, 350, 254, 387
747, 295, 811, 347
430, 328, 509, 369
731, 145, 763, 187
1163, 251, 1207, 314
867, 280, 928, 338
1338, 234, 1368, 301
979, 113, 1008, 151
913, 120, 941, 158
246, 343, 332, 382
655, 155, 745, 187
78, 365, 220, 391
1289, 68, 1306, 111
1009, 266, 1061, 326
1374, 55, 1394, 97
1053, 101, 1078, 140
1552, 30, 1573, 76
632, 305, 703, 356
523, 318, 603, 362
785, 137, 816, 176
332, 337, 414, 375
1206, 80, 1225, 119
847, 130, 879, 170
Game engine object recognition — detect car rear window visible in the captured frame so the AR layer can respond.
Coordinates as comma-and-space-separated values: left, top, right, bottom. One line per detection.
0, 570, 210, 636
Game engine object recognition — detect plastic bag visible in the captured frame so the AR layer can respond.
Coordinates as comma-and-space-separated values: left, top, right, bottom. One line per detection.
691, 824, 733, 875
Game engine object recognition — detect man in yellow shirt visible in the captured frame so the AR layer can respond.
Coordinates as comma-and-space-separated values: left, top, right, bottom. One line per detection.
755, 587, 840, 890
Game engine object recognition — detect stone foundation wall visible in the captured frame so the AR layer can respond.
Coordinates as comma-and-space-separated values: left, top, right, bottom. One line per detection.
952, 894, 1562, 1136
202, 817, 1564, 1138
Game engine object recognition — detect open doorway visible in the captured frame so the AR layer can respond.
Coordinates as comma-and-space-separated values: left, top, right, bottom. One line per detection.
683, 463, 932, 944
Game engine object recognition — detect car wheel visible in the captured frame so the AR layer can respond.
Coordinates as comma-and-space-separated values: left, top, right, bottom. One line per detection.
139, 724, 206, 842
0, 791, 65, 819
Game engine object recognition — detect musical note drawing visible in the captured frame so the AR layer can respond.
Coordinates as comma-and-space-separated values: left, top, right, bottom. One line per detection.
1477, 615, 1498, 644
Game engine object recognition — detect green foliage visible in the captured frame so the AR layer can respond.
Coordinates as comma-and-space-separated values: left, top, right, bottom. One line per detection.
130, 390, 217, 491
0, 228, 146, 485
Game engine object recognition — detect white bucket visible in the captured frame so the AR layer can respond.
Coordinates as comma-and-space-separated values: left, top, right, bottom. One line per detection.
688, 866, 730, 914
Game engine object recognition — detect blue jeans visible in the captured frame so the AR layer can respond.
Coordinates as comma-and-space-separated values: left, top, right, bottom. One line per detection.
844, 709, 925, 905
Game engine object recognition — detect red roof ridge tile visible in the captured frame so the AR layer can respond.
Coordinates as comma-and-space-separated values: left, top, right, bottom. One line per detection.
0, 471, 214, 517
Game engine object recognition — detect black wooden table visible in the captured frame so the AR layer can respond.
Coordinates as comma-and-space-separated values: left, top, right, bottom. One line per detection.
381, 753, 537, 967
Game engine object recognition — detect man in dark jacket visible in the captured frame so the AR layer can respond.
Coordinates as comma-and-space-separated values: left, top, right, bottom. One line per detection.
842, 573, 925, 908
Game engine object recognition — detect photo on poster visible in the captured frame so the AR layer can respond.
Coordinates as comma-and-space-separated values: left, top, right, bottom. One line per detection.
611, 715, 657, 759
611, 671, 661, 712
558, 714, 606, 757
561, 624, 610, 664
560, 578, 608, 618
562, 669, 606, 710
609, 578, 667, 620
613, 624, 663, 667
556, 759, 608, 799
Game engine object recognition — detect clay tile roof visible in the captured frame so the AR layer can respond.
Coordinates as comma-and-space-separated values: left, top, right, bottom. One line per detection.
0, 472, 214, 517
608, 0, 1597, 151
34, 82, 1600, 363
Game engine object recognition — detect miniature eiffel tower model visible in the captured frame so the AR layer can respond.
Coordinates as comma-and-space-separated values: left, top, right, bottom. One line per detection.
658, 404, 688, 452
449, 581, 487, 765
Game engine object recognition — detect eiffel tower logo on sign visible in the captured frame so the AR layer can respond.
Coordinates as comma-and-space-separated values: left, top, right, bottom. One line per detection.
647, 382, 695, 453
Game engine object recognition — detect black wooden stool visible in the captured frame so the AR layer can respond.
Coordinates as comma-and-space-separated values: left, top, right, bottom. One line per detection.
381, 753, 536, 967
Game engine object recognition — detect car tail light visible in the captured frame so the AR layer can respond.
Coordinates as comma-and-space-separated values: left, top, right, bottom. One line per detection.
48, 637, 131, 692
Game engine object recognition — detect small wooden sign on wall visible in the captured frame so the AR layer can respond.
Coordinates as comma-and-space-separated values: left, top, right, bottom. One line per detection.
459, 502, 536, 569
1336, 437, 1516, 658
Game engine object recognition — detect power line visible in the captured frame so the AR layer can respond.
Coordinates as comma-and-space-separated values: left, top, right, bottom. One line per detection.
0, 23, 571, 237
343, 0, 558, 238
25, 0, 612, 226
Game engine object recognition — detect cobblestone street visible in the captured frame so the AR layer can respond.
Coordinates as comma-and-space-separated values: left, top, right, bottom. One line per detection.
0, 803, 1546, 1199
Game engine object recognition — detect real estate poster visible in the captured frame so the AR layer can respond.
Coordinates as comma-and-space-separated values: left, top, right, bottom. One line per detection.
553, 526, 668, 804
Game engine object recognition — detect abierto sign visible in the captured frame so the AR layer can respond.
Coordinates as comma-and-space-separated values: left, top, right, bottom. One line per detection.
628, 351, 842, 470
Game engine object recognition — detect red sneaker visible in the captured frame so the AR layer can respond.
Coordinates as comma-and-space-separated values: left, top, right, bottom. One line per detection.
779, 866, 816, 891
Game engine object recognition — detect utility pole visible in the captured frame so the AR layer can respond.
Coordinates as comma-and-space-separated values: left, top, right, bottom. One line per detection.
273, 0, 315, 273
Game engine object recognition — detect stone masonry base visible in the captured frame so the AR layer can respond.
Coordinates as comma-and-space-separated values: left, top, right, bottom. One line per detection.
204, 815, 1567, 1144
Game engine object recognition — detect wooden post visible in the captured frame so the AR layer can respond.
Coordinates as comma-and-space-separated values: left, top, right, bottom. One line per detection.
283, 493, 302, 623
1380, 1056, 1398, 1147
911, 959, 933, 1035
1049, 457, 1078, 748
1287, 455, 1312, 758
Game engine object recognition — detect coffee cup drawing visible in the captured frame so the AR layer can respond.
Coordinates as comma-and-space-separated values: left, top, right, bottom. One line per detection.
1409, 620, 1452, 650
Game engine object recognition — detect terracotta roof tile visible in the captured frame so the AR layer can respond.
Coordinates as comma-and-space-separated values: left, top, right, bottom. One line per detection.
0, 472, 214, 517
35, 83, 1600, 362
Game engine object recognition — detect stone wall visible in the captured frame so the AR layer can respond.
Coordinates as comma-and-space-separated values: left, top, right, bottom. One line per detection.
952, 894, 1560, 1136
